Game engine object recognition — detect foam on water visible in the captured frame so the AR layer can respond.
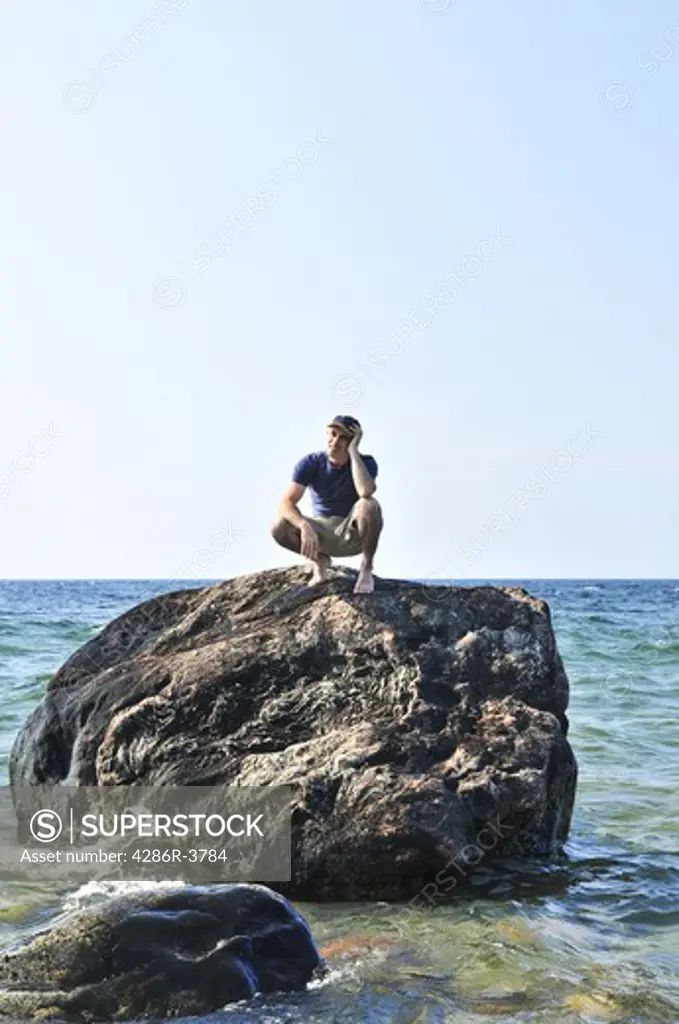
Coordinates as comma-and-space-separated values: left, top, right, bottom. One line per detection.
62, 878, 188, 914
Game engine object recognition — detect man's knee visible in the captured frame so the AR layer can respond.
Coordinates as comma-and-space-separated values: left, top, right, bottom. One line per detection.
271, 518, 292, 544
353, 497, 382, 523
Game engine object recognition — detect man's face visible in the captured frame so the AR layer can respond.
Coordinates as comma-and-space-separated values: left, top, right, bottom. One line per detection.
326, 426, 351, 461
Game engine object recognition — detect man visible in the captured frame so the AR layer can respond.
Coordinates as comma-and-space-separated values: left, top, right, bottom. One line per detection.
271, 415, 383, 594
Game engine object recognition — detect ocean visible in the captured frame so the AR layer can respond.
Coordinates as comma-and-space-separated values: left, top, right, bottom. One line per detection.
0, 578, 677, 1022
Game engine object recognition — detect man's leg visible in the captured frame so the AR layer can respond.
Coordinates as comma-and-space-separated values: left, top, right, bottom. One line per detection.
350, 498, 383, 594
270, 518, 332, 584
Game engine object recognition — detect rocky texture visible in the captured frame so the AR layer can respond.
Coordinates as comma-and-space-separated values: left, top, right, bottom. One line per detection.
11, 567, 577, 899
0, 883, 320, 1021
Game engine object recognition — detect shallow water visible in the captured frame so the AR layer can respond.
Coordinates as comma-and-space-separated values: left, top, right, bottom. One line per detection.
0, 579, 677, 1022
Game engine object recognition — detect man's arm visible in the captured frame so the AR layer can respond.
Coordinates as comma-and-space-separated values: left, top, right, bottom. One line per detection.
278, 482, 308, 529
348, 429, 377, 498
278, 482, 321, 560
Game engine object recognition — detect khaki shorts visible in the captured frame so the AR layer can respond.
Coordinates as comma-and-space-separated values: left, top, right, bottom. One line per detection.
309, 507, 363, 557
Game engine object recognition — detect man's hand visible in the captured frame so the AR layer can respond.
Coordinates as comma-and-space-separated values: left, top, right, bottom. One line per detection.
300, 521, 320, 561
348, 426, 363, 455
346, 428, 376, 498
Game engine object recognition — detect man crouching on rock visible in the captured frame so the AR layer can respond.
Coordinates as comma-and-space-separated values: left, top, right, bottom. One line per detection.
271, 415, 383, 594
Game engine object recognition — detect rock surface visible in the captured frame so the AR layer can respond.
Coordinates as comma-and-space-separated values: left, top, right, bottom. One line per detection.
11, 567, 577, 899
0, 883, 320, 1021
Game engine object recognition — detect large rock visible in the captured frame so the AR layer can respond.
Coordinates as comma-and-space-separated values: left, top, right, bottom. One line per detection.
0, 883, 320, 1021
11, 567, 577, 899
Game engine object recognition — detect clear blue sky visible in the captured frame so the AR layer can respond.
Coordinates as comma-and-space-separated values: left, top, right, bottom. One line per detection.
1, 0, 677, 579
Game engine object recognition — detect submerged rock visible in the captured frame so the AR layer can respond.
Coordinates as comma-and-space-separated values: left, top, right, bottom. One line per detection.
11, 567, 577, 899
0, 883, 319, 1021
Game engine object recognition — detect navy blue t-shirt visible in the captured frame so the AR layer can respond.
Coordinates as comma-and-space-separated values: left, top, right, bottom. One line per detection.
292, 451, 378, 518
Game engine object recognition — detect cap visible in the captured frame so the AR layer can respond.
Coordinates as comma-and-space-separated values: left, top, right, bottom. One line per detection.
327, 414, 361, 438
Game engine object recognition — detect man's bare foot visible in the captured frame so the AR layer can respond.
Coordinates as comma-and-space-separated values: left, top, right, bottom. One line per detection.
308, 554, 331, 586
354, 565, 374, 594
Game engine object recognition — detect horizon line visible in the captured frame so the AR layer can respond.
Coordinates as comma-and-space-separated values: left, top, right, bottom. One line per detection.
1, 576, 678, 583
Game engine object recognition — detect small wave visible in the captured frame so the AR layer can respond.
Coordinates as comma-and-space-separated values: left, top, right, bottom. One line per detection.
632, 639, 679, 656
316, 963, 367, 995
22, 618, 81, 629
62, 879, 187, 915
0, 643, 28, 656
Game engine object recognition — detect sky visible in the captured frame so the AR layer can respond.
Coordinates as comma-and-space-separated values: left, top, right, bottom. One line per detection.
1, 0, 678, 580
